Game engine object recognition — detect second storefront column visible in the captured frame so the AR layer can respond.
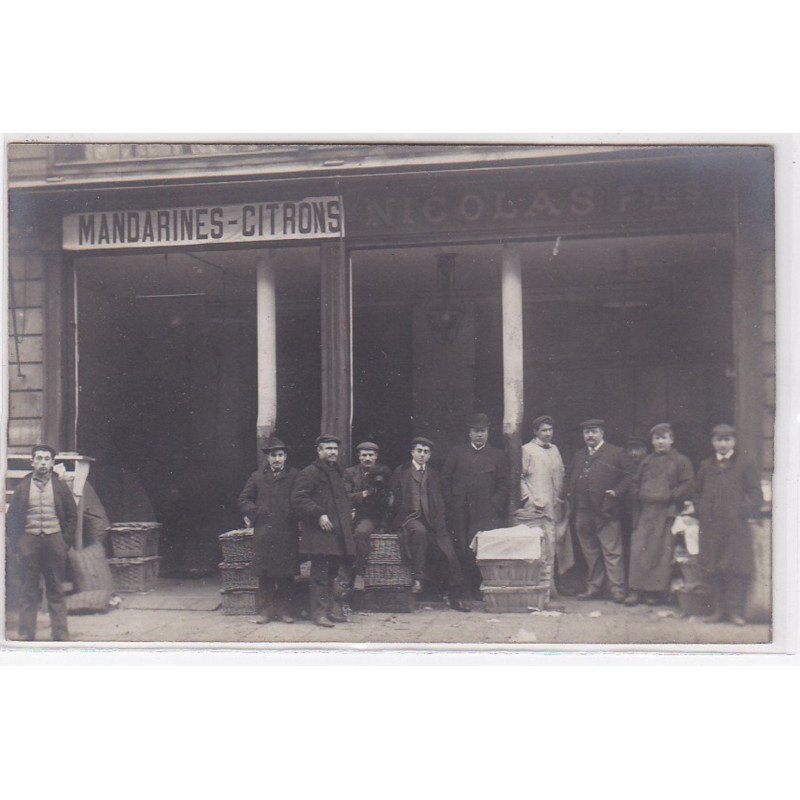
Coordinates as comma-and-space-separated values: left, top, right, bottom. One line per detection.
256, 254, 277, 463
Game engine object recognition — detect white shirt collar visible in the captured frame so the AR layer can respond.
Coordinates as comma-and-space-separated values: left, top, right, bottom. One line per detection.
471, 443, 485, 452
716, 451, 734, 461
588, 440, 605, 454
412, 461, 426, 471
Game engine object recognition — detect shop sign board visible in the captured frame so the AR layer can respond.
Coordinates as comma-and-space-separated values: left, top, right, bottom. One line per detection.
63, 196, 344, 250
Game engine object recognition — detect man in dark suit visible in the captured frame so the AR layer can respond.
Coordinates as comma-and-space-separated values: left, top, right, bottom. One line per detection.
290, 434, 356, 627
237, 436, 299, 624
567, 419, 635, 603
6, 444, 78, 641
390, 437, 471, 612
441, 413, 509, 597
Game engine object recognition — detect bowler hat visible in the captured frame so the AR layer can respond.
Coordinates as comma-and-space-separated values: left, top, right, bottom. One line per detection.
468, 413, 491, 429
261, 436, 289, 453
411, 436, 435, 450
649, 422, 673, 438
532, 415, 554, 432
711, 423, 736, 437
315, 433, 341, 446
355, 441, 379, 452
579, 418, 606, 430
625, 435, 648, 449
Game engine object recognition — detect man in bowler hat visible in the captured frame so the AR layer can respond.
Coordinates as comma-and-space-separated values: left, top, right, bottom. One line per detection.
237, 436, 299, 624
442, 413, 509, 597
291, 434, 356, 627
566, 419, 635, 603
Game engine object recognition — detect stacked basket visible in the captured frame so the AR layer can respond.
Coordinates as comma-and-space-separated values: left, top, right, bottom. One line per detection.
218, 528, 257, 615
107, 522, 161, 593
361, 533, 414, 613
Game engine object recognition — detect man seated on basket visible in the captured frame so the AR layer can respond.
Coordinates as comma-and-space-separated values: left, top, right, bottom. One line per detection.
389, 437, 471, 612
343, 441, 393, 592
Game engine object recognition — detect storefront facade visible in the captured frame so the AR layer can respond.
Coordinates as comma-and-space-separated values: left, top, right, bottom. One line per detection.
6, 143, 775, 606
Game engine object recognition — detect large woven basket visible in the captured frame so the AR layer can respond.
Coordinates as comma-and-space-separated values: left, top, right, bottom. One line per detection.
481, 584, 548, 613
108, 556, 160, 593
220, 589, 257, 616
365, 561, 413, 588
219, 560, 258, 591
108, 522, 161, 558
368, 533, 403, 564
356, 587, 415, 613
218, 528, 254, 562
478, 559, 542, 586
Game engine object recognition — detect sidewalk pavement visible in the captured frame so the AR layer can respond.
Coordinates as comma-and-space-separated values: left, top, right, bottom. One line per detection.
4, 576, 771, 648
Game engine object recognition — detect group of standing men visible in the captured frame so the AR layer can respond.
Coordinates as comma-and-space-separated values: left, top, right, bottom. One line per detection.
238, 413, 508, 627
238, 410, 763, 628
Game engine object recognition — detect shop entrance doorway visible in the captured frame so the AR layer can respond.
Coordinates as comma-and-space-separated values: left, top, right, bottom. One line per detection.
74, 246, 321, 574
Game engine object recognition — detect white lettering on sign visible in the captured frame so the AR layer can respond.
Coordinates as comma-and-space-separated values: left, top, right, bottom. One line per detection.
63, 197, 344, 250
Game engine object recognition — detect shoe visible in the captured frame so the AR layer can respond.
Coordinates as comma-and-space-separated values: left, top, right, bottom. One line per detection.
353, 574, 366, 592
645, 594, 659, 606
279, 614, 295, 624
254, 614, 272, 624
703, 611, 726, 624
327, 612, 348, 623
611, 593, 627, 604
449, 598, 472, 612
624, 592, 640, 607
576, 588, 602, 601
314, 616, 335, 628
730, 615, 747, 626
412, 580, 422, 594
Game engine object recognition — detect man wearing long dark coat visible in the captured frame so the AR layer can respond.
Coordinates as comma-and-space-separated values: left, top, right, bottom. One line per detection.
237, 436, 299, 624
441, 413, 509, 596
290, 434, 356, 627
567, 419, 635, 602
690, 424, 763, 625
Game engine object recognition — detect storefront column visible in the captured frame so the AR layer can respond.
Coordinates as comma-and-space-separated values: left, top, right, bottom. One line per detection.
320, 240, 352, 463
256, 254, 277, 462
502, 244, 524, 517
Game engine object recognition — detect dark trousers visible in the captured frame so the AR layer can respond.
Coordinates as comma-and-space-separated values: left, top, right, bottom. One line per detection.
709, 570, 749, 619
353, 517, 376, 576
257, 575, 294, 617
450, 512, 483, 594
574, 510, 625, 596
18, 532, 69, 641
401, 518, 465, 598
309, 555, 346, 619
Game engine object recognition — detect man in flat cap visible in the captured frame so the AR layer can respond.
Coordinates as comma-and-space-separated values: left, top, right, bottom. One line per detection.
688, 424, 763, 625
343, 441, 393, 591
566, 419, 635, 602
442, 413, 509, 597
290, 434, 356, 627
390, 437, 471, 611
520, 415, 573, 595
238, 436, 299, 624
625, 423, 694, 607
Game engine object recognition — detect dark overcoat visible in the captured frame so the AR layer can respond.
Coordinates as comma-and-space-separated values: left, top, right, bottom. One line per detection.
566, 442, 635, 521
343, 463, 393, 523
389, 462, 448, 535
237, 466, 299, 577
6, 473, 79, 548
690, 453, 762, 575
441, 444, 509, 538
290, 460, 356, 557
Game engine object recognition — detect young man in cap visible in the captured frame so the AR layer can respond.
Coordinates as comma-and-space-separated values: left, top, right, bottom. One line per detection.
290, 434, 357, 627
442, 413, 509, 597
567, 419, 635, 603
6, 444, 78, 641
625, 423, 694, 607
343, 441, 393, 591
390, 437, 471, 611
688, 424, 763, 625
237, 436, 299, 624
520, 415, 574, 595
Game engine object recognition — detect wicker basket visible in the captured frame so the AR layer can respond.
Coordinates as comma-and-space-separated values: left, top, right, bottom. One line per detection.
481, 584, 549, 613
365, 561, 413, 588
108, 522, 161, 558
219, 560, 258, 591
675, 588, 714, 617
368, 533, 403, 564
357, 587, 415, 613
218, 528, 254, 562
108, 556, 160, 593
220, 588, 258, 616
478, 559, 542, 586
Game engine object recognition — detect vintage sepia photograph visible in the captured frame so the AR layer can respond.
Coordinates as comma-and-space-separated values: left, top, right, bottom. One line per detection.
2, 140, 779, 649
